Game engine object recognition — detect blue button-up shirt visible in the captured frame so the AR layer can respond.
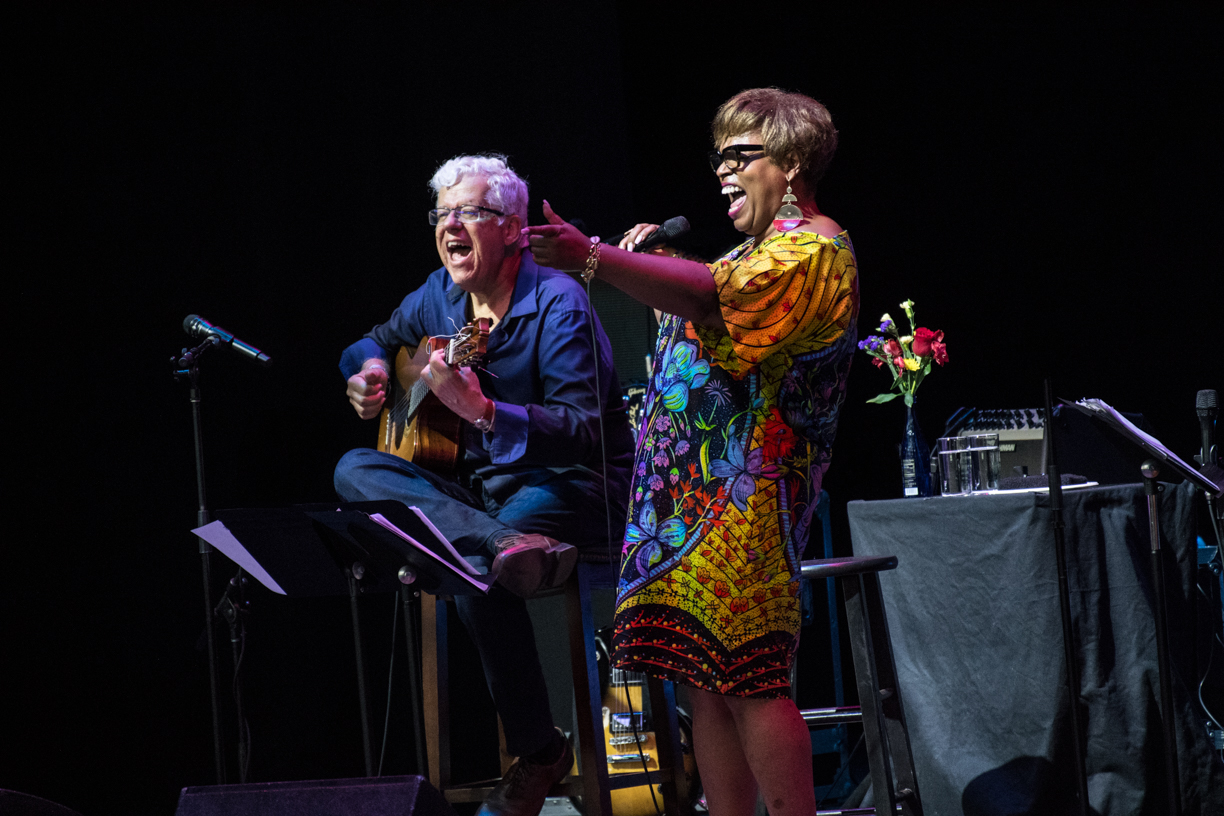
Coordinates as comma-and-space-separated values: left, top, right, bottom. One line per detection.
340, 252, 634, 493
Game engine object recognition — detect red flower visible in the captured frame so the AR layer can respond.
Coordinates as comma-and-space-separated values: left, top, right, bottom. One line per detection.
884, 338, 906, 372
912, 328, 948, 365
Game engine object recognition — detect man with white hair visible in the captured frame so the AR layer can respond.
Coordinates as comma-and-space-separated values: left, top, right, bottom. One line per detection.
335, 155, 633, 816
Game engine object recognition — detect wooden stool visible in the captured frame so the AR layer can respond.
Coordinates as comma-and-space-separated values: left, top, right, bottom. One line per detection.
798, 555, 924, 816
421, 552, 692, 816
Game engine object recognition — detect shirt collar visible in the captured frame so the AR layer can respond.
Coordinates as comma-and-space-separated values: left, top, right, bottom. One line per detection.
502, 251, 540, 320
443, 251, 539, 320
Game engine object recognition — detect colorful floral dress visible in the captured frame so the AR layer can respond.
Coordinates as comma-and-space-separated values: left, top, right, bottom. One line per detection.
611, 230, 859, 699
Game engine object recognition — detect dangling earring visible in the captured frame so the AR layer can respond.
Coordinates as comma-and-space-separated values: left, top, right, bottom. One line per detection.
773, 179, 803, 233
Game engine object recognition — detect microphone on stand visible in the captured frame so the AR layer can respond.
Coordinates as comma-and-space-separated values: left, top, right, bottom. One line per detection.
607, 216, 691, 252
1196, 389, 1224, 542
1197, 389, 1218, 467
183, 315, 273, 367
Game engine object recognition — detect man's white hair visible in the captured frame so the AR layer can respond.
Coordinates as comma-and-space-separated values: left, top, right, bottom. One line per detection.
429, 154, 528, 224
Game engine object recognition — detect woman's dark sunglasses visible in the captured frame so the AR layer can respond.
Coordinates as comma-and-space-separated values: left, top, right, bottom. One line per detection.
708, 144, 765, 172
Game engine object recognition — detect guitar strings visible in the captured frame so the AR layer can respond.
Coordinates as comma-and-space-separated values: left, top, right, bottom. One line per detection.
389, 318, 494, 442
386, 326, 468, 428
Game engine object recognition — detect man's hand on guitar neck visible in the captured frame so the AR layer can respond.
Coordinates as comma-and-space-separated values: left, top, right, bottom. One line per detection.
423, 347, 495, 428
347, 359, 389, 420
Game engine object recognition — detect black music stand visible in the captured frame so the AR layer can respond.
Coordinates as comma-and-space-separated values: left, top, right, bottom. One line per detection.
1062, 399, 1223, 816
194, 500, 493, 779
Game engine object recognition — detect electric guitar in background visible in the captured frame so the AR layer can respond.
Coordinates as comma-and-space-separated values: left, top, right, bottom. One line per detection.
596, 640, 699, 816
377, 318, 491, 475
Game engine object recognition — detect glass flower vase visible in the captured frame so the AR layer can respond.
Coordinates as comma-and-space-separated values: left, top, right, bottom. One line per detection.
901, 402, 933, 498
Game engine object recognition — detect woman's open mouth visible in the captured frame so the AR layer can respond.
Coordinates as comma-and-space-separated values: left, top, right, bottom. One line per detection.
723, 184, 746, 218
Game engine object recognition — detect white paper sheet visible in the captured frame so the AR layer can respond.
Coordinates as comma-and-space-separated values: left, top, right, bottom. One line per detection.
192, 519, 286, 595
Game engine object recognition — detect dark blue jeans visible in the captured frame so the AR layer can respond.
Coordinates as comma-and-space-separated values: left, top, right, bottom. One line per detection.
334, 447, 620, 756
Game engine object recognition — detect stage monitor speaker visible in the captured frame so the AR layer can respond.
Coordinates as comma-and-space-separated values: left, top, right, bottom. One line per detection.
174, 775, 454, 816
586, 278, 657, 387
0, 790, 85, 816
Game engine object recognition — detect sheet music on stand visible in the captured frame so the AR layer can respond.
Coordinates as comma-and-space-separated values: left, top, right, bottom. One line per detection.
1062, 398, 1223, 498
193, 500, 494, 597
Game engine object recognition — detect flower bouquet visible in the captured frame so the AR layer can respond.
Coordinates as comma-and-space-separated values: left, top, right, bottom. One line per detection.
858, 299, 948, 407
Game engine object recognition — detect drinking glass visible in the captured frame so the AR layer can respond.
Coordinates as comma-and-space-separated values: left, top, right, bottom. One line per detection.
966, 433, 1001, 492
937, 436, 970, 496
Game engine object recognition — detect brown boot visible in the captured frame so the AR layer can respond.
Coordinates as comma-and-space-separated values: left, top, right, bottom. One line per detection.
490, 534, 577, 598
475, 729, 573, 816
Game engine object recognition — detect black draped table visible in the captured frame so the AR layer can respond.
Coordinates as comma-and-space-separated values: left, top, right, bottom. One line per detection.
847, 482, 1222, 816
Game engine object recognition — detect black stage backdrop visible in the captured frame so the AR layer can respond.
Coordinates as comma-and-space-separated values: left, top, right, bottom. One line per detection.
7, 3, 1222, 815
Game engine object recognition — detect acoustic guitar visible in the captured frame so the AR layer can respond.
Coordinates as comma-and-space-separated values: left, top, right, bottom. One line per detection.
376, 318, 491, 475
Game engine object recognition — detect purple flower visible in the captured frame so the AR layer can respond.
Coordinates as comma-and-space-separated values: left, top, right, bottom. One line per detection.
675, 440, 690, 456
705, 381, 732, 407
655, 414, 672, 432
648, 474, 665, 491
624, 504, 686, 579
653, 451, 669, 468
709, 434, 781, 513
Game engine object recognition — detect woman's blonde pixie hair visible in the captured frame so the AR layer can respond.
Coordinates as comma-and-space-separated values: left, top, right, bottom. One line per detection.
712, 88, 838, 193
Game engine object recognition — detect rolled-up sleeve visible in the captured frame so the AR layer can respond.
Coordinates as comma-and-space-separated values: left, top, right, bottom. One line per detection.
339, 337, 389, 379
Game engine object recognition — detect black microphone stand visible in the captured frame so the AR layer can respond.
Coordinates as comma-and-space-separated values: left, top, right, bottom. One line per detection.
173, 336, 228, 784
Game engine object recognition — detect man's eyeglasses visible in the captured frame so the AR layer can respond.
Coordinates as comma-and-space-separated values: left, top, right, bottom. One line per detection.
708, 144, 765, 172
428, 205, 505, 225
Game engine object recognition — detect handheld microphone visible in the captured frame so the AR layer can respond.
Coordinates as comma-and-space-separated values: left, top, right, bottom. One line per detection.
183, 315, 273, 367
607, 216, 690, 252
1198, 389, 1218, 467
